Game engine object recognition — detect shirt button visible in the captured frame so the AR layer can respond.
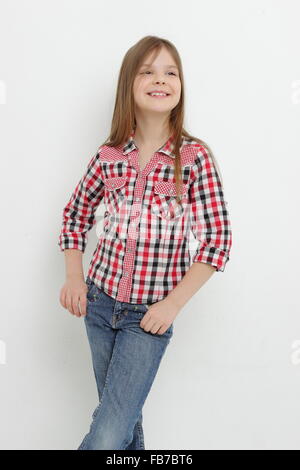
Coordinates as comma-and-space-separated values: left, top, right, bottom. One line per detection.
135, 197, 140, 201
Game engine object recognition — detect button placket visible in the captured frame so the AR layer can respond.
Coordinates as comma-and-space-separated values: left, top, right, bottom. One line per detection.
116, 176, 147, 303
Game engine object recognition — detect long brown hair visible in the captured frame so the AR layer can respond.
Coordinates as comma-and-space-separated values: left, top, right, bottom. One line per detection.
100, 35, 225, 203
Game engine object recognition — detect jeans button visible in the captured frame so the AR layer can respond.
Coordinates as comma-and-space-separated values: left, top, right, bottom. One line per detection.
123, 309, 128, 315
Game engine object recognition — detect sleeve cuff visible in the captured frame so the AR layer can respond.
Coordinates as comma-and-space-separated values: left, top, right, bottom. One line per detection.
192, 244, 230, 272
58, 233, 87, 253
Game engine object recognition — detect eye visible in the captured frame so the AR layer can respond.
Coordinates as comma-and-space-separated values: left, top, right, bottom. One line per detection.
140, 71, 177, 76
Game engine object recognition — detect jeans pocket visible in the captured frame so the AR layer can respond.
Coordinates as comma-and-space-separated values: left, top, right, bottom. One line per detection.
86, 281, 102, 303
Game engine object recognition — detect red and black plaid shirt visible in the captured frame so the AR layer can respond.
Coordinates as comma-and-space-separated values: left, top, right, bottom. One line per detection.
58, 130, 232, 304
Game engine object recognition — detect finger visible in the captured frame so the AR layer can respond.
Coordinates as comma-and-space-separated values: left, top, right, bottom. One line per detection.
60, 288, 68, 309
140, 318, 150, 330
59, 290, 65, 308
155, 325, 166, 335
151, 321, 164, 335
140, 309, 156, 329
78, 301, 82, 317
141, 319, 156, 333
77, 297, 86, 317
71, 295, 81, 317
66, 294, 75, 315
79, 296, 87, 316
140, 313, 151, 329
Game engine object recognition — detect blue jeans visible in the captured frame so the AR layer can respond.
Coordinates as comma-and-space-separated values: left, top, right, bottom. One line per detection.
77, 277, 174, 450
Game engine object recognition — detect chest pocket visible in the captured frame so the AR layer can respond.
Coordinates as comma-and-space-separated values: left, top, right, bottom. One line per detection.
103, 176, 128, 215
151, 181, 189, 220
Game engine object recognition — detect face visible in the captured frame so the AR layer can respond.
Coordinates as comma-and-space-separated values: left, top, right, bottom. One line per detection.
133, 46, 181, 117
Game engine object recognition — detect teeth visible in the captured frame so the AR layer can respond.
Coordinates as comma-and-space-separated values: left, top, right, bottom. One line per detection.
149, 93, 167, 96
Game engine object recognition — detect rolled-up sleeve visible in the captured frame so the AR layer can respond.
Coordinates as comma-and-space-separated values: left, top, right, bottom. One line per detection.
58, 147, 105, 253
188, 146, 232, 272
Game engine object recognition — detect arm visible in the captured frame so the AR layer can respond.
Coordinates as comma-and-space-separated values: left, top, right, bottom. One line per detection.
64, 248, 84, 282
58, 146, 105, 256
58, 147, 105, 285
167, 262, 216, 310
166, 146, 232, 310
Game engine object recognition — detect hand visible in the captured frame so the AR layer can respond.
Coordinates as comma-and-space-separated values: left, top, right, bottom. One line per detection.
59, 278, 88, 317
139, 297, 181, 335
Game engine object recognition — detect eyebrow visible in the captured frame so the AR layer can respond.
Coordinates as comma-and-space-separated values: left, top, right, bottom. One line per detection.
140, 64, 179, 69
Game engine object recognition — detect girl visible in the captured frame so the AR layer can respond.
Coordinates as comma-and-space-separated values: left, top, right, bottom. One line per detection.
58, 36, 232, 450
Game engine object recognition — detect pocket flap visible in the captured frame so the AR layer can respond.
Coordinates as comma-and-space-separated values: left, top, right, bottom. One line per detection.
153, 181, 188, 196
104, 176, 127, 190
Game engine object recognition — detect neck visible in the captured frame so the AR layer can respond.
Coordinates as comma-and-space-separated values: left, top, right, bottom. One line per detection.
133, 117, 172, 147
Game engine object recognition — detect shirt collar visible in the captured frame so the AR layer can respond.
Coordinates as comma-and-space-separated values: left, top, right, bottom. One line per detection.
122, 128, 185, 158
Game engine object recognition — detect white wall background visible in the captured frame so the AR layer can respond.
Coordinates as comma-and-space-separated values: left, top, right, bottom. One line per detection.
0, 0, 299, 450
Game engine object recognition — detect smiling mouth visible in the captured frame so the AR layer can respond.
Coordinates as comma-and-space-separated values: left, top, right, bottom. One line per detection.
146, 93, 171, 98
